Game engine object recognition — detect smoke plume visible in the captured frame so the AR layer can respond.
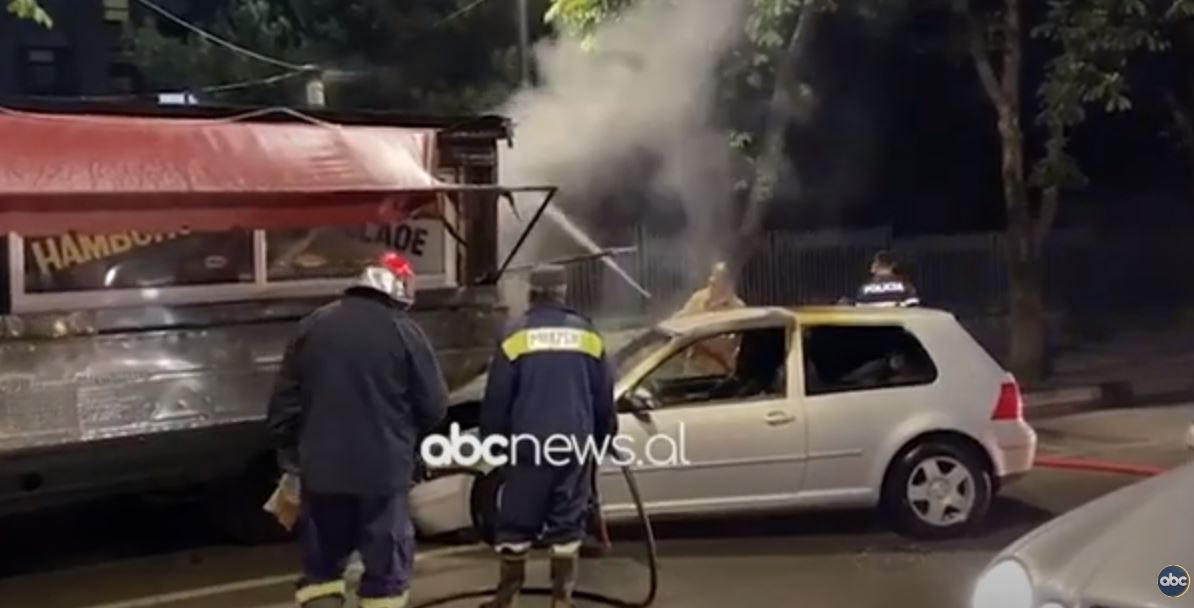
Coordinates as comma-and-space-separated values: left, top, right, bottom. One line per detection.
497, 0, 748, 268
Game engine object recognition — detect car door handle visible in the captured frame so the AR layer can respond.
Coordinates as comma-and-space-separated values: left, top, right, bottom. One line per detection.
765, 411, 796, 426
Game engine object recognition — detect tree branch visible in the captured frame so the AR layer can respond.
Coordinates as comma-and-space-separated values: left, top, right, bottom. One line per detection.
953, 0, 1005, 107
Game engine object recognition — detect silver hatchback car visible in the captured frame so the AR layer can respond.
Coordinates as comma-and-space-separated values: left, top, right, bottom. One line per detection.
411, 306, 1037, 540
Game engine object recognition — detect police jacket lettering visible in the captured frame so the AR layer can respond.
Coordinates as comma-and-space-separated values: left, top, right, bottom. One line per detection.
480, 302, 617, 455
855, 276, 920, 307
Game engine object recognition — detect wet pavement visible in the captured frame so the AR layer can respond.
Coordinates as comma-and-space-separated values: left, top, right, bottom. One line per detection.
1, 403, 1190, 608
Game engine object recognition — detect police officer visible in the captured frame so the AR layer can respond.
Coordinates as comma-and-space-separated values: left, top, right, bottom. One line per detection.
854, 250, 920, 307
479, 264, 617, 608
267, 252, 448, 608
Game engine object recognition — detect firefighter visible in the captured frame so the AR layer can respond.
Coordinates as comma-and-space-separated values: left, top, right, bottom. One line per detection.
854, 250, 920, 307
479, 264, 617, 608
267, 251, 448, 608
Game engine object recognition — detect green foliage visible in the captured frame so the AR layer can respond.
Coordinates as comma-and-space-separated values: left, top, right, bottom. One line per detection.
130, 0, 522, 112
131, 0, 306, 104
1030, 0, 1194, 190
545, 0, 636, 37
7, 0, 51, 27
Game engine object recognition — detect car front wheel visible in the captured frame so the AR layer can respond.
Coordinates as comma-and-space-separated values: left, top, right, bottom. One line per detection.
882, 440, 992, 539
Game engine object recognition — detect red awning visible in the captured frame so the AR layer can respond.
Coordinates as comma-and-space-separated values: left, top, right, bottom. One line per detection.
0, 108, 444, 235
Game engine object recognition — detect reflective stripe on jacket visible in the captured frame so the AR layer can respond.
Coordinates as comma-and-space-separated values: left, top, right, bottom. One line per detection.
480, 302, 617, 459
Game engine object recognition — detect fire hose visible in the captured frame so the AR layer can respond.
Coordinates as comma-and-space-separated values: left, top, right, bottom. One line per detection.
410, 463, 660, 608
1034, 455, 1165, 477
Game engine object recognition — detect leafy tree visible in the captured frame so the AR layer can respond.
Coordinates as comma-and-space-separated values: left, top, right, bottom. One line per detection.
546, 0, 834, 260
7, 0, 51, 27
130, 0, 527, 112
952, 0, 1194, 381
552, 0, 1194, 381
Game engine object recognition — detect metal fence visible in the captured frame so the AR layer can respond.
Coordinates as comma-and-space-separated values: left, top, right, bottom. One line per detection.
565, 226, 1194, 325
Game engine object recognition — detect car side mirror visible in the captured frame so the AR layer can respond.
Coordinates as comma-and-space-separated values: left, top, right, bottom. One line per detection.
620, 388, 657, 418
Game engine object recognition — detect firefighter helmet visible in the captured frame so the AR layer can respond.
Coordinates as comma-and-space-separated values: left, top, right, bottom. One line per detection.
356, 251, 416, 307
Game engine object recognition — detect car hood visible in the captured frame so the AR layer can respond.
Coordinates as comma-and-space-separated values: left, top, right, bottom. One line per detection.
1001, 460, 1194, 605
448, 372, 489, 407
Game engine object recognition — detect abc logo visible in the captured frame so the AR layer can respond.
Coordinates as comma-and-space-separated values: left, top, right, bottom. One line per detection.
1158, 564, 1190, 598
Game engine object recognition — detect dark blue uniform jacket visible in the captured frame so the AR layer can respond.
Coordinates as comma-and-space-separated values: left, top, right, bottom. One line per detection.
855, 275, 920, 307
480, 302, 616, 464
266, 288, 447, 495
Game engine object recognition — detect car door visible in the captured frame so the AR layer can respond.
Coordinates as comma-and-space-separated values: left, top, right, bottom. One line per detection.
798, 323, 940, 498
599, 323, 807, 516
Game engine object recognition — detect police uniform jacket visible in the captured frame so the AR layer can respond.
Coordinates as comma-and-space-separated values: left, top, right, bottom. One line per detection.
480, 302, 617, 462
855, 275, 920, 307
266, 287, 448, 495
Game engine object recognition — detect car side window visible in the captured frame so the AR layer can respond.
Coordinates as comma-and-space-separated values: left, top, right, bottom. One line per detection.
635, 326, 789, 409
802, 324, 937, 396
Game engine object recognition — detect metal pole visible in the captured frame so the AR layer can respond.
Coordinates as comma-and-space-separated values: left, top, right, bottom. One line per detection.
517, 0, 531, 86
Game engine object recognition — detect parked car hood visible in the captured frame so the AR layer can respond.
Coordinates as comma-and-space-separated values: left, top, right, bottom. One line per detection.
1000, 460, 1194, 605
446, 327, 650, 407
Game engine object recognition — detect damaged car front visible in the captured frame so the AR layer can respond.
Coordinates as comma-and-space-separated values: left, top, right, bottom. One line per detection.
408, 326, 668, 538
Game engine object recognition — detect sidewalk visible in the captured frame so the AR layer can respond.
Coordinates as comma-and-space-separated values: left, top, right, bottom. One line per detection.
1023, 325, 1194, 419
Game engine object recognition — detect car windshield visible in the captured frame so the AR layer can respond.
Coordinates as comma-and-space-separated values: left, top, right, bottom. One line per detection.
613, 329, 671, 376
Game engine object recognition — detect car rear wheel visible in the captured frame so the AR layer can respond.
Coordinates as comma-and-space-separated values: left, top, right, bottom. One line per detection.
882, 440, 991, 539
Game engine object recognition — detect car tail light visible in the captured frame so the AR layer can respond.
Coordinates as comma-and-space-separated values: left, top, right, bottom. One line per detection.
992, 380, 1023, 421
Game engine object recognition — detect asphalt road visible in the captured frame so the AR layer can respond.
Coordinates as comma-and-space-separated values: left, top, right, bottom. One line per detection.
1, 404, 1190, 608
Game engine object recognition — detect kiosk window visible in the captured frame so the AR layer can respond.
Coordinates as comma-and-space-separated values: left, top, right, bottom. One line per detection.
266, 226, 426, 281
22, 230, 253, 293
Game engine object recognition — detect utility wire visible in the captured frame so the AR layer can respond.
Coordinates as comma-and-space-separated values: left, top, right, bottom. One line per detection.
127, 0, 503, 97
201, 68, 309, 93
135, 0, 314, 72
434, 0, 496, 27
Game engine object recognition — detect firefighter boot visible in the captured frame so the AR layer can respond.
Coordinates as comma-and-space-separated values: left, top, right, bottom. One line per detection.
301, 597, 345, 608
480, 551, 526, 608
296, 581, 346, 608
549, 553, 579, 608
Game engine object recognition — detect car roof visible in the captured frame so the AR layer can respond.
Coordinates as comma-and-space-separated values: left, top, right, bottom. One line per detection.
656, 305, 954, 335
792, 305, 955, 324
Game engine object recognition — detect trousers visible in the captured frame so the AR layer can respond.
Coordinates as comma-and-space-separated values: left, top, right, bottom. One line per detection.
298, 491, 415, 600
495, 462, 591, 549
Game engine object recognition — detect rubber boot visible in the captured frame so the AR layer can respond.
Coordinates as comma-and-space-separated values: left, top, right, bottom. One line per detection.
549, 554, 579, 608
480, 553, 526, 608
301, 595, 345, 608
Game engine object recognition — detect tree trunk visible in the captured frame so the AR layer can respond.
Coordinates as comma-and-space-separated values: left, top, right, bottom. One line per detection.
735, 4, 822, 265
1164, 89, 1194, 197
1007, 239, 1047, 384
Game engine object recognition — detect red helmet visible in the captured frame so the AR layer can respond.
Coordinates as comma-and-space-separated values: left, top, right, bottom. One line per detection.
356, 251, 416, 306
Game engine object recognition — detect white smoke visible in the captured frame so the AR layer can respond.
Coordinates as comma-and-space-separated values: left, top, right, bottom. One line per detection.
497, 0, 748, 267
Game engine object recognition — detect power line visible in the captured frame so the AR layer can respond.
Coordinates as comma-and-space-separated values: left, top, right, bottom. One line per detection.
435, 0, 497, 27
129, 0, 506, 97
135, 0, 315, 73
201, 68, 309, 93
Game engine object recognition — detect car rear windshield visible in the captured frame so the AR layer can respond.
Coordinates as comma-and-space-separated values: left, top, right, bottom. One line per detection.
802, 324, 938, 395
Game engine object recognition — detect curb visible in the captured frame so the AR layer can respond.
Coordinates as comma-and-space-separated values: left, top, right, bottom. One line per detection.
1025, 379, 1194, 420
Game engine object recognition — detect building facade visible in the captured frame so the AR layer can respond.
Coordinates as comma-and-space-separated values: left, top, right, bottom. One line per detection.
0, 0, 203, 98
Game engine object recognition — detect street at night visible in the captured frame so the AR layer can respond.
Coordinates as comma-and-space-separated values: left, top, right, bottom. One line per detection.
6, 1, 1194, 607
2, 402, 1189, 608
